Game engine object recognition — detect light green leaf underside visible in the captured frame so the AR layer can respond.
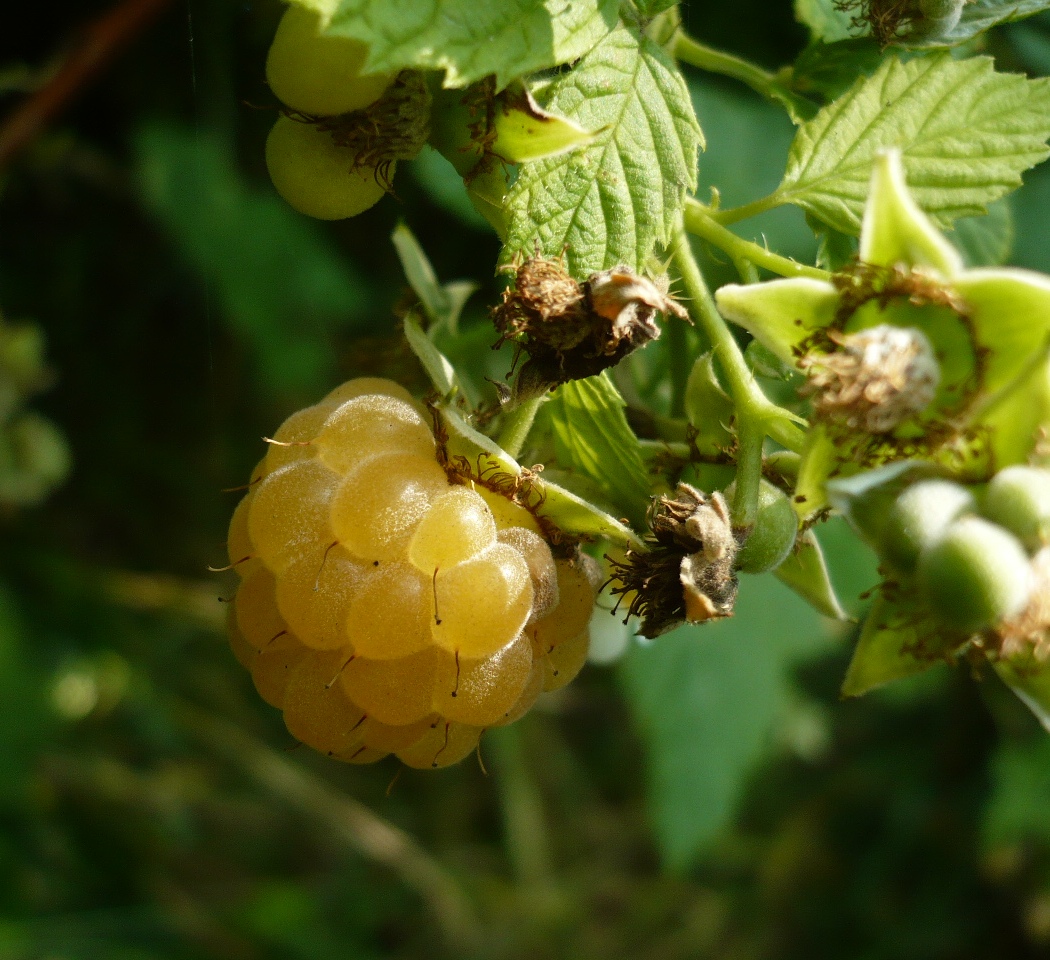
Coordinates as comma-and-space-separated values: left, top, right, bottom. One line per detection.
779, 54, 1050, 235
795, 0, 1050, 47
620, 576, 826, 870
321, 0, 617, 90
908, 0, 1050, 47
504, 24, 703, 276
546, 373, 651, 528
633, 0, 680, 16
794, 0, 856, 43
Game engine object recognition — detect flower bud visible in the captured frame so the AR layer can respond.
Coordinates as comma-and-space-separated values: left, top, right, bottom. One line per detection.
982, 465, 1050, 553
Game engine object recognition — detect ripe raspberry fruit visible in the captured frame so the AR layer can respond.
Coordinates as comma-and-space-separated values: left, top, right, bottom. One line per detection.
226, 378, 600, 768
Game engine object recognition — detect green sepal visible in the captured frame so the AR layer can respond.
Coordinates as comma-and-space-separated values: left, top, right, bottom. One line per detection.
773, 528, 849, 621
842, 589, 959, 697
491, 84, 601, 163
403, 313, 460, 399
439, 401, 643, 548
684, 352, 734, 457
392, 224, 478, 333
714, 277, 839, 368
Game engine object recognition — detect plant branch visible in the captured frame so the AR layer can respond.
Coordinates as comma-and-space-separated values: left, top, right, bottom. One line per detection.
685, 200, 830, 281
0, 0, 174, 172
672, 33, 815, 120
672, 227, 807, 526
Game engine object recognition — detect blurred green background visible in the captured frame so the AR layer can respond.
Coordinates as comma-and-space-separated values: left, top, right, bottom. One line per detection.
3, 1, 1050, 957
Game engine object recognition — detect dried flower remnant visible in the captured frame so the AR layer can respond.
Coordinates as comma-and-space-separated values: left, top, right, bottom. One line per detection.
493, 253, 688, 394
833, 0, 965, 46
300, 70, 433, 179
800, 324, 940, 434
607, 483, 738, 639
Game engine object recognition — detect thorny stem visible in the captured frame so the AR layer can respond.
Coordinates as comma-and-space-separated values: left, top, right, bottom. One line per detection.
497, 394, 544, 459
685, 199, 831, 281
672, 33, 815, 120
671, 226, 806, 529
702, 193, 785, 227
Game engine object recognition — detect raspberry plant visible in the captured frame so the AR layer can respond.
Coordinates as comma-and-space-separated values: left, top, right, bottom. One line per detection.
231, 0, 1050, 827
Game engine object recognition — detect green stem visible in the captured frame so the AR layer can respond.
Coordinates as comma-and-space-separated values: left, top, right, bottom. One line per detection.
732, 418, 765, 531
705, 193, 784, 226
497, 395, 544, 459
685, 200, 830, 281
665, 312, 691, 417
672, 33, 815, 119
672, 227, 808, 524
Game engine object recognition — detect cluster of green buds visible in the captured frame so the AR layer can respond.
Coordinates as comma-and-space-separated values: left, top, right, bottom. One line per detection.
713, 150, 1050, 728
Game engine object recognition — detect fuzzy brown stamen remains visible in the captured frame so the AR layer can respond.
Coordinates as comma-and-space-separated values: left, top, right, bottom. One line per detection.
493, 252, 688, 396
606, 483, 739, 638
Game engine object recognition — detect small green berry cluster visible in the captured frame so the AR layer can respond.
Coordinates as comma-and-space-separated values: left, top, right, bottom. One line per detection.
870, 467, 1050, 638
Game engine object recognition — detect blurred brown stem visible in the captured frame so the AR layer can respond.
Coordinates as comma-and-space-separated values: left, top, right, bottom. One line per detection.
0, 0, 174, 172
174, 701, 481, 952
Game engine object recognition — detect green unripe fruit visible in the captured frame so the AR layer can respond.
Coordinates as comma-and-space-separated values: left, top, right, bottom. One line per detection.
881, 479, 976, 573
917, 516, 1034, 634
266, 6, 393, 116
729, 480, 798, 574
265, 116, 389, 220
982, 465, 1050, 552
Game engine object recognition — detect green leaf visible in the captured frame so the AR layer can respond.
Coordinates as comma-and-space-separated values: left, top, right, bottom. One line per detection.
790, 39, 883, 104
321, 0, 618, 90
908, 0, 1050, 48
504, 24, 703, 276
546, 372, 651, 527
795, 0, 857, 42
842, 590, 956, 696
948, 199, 1014, 267
633, 0, 680, 16
773, 528, 849, 620
135, 123, 370, 391
620, 576, 825, 870
778, 54, 1050, 235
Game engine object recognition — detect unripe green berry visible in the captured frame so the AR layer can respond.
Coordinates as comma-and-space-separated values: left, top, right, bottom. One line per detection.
731, 480, 797, 574
917, 516, 1034, 634
266, 6, 393, 116
881, 479, 976, 573
982, 465, 1050, 553
265, 116, 388, 220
